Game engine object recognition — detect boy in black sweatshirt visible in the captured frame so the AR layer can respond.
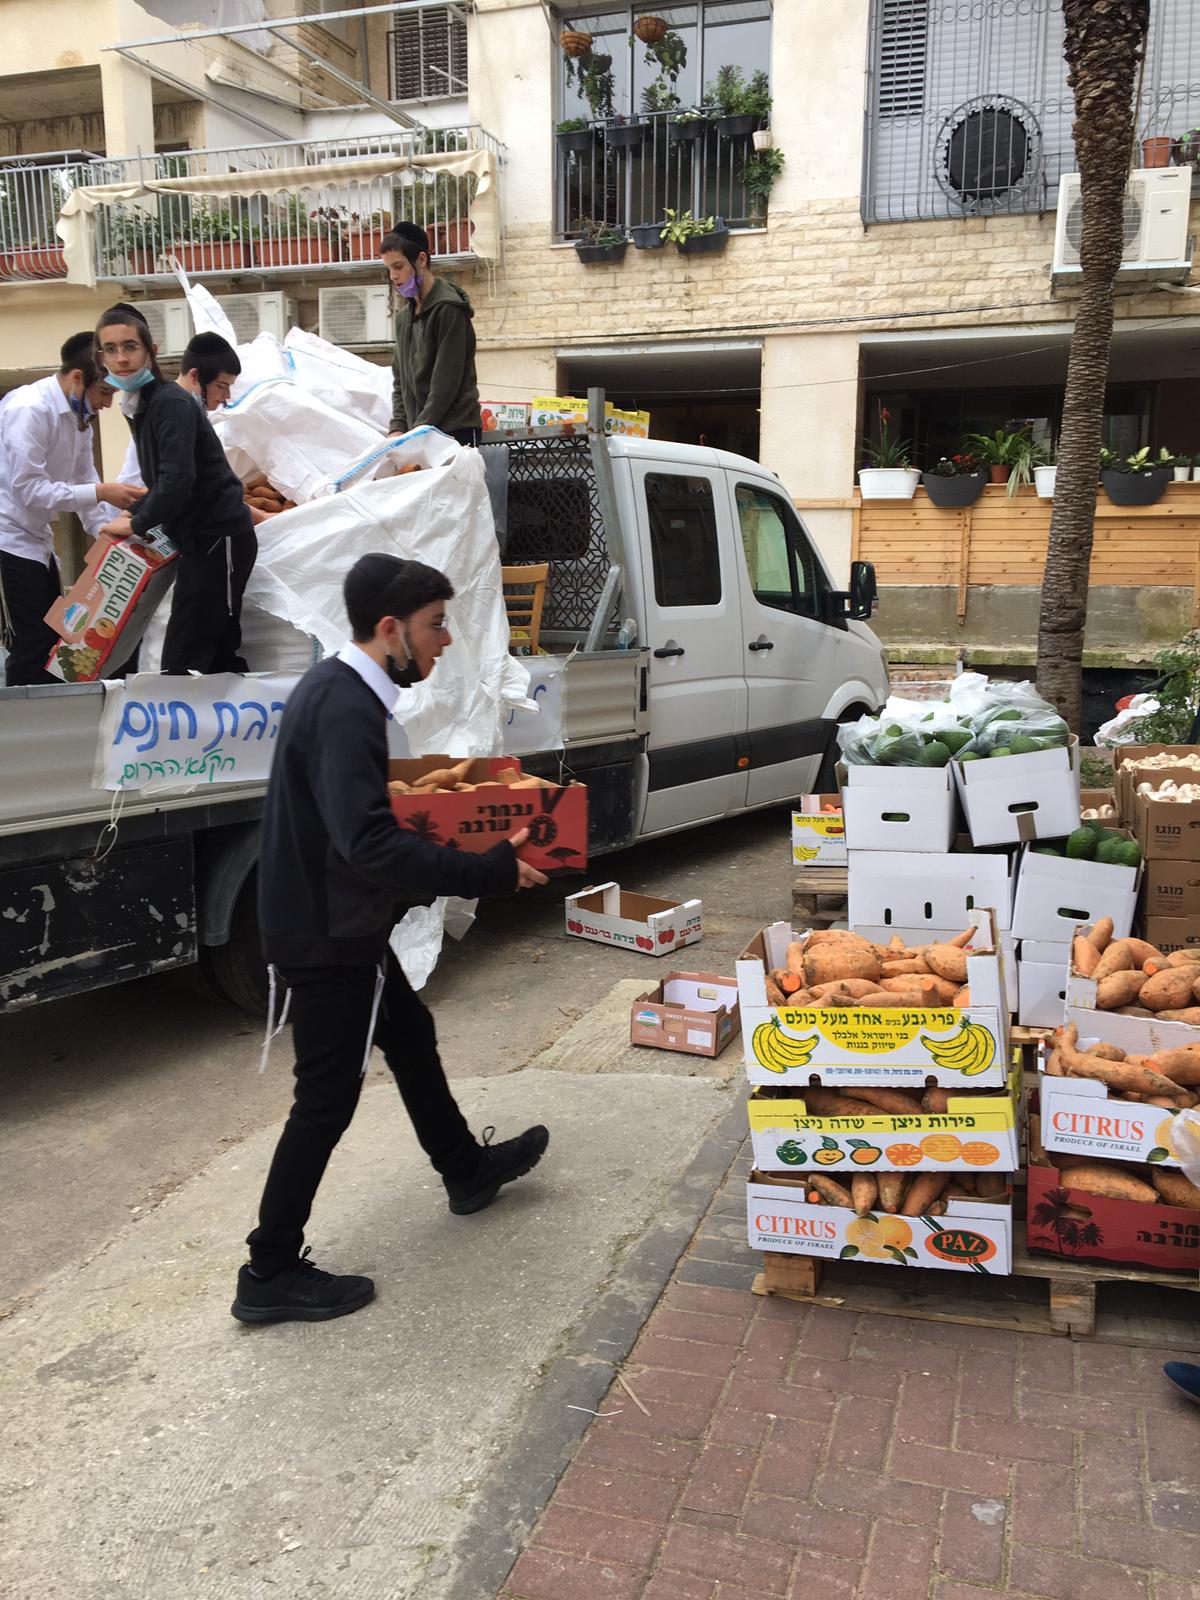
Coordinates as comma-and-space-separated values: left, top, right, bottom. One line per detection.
232, 554, 549, 1326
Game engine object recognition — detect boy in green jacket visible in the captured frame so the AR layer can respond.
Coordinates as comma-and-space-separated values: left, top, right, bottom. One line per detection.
382, 223, 483, 445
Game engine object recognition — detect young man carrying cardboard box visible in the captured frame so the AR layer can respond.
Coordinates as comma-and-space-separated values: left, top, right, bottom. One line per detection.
233, 553, 550, 1327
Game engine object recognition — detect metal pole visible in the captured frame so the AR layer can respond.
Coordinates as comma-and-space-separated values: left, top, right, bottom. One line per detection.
101, 1, 467, 52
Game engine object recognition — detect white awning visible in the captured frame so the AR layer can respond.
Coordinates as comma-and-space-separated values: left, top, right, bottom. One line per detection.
57, 147, 499, 285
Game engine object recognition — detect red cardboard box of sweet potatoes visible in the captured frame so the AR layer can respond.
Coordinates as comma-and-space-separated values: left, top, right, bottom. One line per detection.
388, 756, 587, 874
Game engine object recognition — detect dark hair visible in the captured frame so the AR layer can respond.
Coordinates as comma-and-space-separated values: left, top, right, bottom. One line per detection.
95, 305, 164, 382
182, 332, 241, 386
60, 330, 103, 388
380, 222, 431, 266
344, 553, 454, 642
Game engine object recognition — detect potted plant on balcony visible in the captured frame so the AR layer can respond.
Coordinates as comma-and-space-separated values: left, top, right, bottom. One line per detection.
1100, 445, 1172, 505
964, 425, 1027, 485
1154, 446, 1192, 482
705, 65, 770, 139
342, 208, 392, 262
560, 27, 593, 58
670, 105, 712, 143
631, 218, 666, 249
556, 117, 595, 157
176, 206, 256, 272
258, 196, 342, 267
567, 50, 615, 122
633, 15, 667, 44
858, 406, 919, 499
1173, 127, 1200, 166
1141, 134, 1174, 168
638, 24, 686, 111
1034, 451, 1058, 498
574, 221, 627, 264
660, 209, 728, 255
741, 147, 785, 223
106, 210, 161, 276
921, 451, 986, 508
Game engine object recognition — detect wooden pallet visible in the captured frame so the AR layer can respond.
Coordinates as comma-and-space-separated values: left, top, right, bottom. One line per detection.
791, 866, 849, 930
752, 1228, 1200, 1348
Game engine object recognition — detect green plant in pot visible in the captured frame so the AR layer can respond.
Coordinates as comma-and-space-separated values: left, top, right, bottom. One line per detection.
638, 26, 686, 115
574, 219, 627, 264
556, 115, 594, 157
1100, 445, 1173, 506
964, 425, 1036, 488
741, 147, 785, 221
670, 104, 713, 142
921, 450, 986, 508
858, 404, 919, 499
106, 209, 161, 272
660, 208, 728, 255
705, 65, 770, 137
566, 49, 616, 121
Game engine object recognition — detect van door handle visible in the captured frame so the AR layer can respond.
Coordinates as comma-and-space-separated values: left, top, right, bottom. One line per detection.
653, 645, 685, 658
748, 639, 774, 651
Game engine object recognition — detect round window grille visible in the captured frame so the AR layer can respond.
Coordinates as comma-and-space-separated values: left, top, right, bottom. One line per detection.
935, 95, 1042, 212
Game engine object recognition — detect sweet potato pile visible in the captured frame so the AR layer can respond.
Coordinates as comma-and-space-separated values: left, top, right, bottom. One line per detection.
764, 926, 979, 1009
243, 475, 295, 514
1046, 1023, 1200, 1108
1072, 918, 1200, 1021
784, 1168, 1008, 1216
1029, 1124, 1200, 1212
388, 759, 555, 796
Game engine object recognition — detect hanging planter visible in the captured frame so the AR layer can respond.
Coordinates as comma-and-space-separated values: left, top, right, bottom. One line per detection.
1034, 465, 1057, 499
556, 124, 595, 157
752, 128, 774, 151
606, 118, 646, 150
677, 218, 728, 255
859, 467, 921, 500
717, 112, 759, 139
670, 114, 710, 143
922, 469, 987, 508
560, 29, 593, 57
633, 15, 668, 44
1102, 465, 1171, 506
631, 222, 666, 249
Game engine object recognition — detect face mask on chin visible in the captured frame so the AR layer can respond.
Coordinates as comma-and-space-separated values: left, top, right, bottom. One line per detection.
385, 622, 423, 687
398, 267, 422, 301
106, 366, 155, 393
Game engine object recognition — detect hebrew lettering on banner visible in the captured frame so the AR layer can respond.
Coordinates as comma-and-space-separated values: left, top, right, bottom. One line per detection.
97, 672, 301, 793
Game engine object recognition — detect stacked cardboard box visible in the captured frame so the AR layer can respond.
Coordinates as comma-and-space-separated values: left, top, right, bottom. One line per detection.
1116, 745, 1200, 952
738, 916, 1016, 1276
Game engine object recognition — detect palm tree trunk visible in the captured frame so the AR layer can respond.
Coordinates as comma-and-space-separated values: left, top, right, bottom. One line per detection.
1035, 0, 1149, 730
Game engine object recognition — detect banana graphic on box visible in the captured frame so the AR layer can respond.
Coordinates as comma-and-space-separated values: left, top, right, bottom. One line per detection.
792, 842, 821, 863
920, 1018, 996, 1076
752, 1017, 818, 1074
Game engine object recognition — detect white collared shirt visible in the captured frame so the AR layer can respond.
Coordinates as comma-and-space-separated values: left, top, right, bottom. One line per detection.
335, 641, 400, 718
0, 375, 114, 563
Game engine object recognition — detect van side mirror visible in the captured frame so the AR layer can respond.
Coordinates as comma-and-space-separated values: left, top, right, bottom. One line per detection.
823, 560, 879, 624
849, 560, 878, 621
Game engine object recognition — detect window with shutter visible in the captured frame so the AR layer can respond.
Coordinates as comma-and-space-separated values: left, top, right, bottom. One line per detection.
389, 5, 468, 102
878, 0, 928, 117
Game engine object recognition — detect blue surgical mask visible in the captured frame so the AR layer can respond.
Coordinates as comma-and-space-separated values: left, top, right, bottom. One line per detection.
106, 366, 155, 393
399, 275, 421, 301
68, 393, 92, 423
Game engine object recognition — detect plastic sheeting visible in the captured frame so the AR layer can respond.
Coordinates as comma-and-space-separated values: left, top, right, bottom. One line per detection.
212, 379, 386, 503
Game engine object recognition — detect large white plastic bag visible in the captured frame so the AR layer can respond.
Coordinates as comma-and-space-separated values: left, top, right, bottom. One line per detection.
243, 445, 529, 749
212, 379, 384, 502
1096, 693, 1161, 747
282, 326, 392, 433
1172, 1109, 1200, 1188
232, 331, 293, 396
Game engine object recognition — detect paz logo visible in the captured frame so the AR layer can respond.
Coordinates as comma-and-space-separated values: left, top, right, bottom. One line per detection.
923, 1227, 997, 1269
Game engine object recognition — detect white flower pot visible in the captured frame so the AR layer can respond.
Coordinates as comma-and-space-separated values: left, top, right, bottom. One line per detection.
1195, 466, 1200, 481
858, 466, 920, 500
752, 128, 773, 150
1034, 464, 1057, 499
1174, 465, 1191, 481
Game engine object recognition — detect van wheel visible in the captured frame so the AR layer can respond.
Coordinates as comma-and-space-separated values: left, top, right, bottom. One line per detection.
200, 870, 270, 1015
814, 706, 873, 793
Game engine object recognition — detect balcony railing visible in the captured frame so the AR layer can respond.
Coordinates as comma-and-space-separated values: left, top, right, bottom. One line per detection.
555, 111, 763, 240
0, 126, 501, 284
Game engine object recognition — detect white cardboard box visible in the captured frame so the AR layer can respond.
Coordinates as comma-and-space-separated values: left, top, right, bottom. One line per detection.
737, 914, 1010, 1086
564, 882, 702, 955
791, 795, 847, 867
1038, 1071, 1184, 1169
840, 763, 956, 853
953, 738, 1081, 847
848, 849, 1014, 932
747, 1175, 1013, 1275
1065, 961, 1200, 1056
1010, 843, 1139, 943
1017, 940, 1070, 1028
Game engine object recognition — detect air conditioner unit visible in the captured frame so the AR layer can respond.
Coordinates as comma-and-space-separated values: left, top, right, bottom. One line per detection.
133, 298, 193, 358
213, 291, 298, 344
1053, 168, 1192, 281
318, 284, 393, 346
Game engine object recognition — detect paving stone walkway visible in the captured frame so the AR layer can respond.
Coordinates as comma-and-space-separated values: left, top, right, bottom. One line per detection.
499, 1146, 1200, 1600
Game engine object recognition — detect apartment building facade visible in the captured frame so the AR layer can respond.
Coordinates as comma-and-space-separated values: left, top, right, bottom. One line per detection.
1, 0, 1198, 607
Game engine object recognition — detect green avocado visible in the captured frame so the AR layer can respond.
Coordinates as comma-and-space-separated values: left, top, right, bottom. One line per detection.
989, 747, 1013, 758
991, 709, 1022, 722
959, 750, 982, 762
1114, 839, 1142, 868
1065, 827, 1097, 860
940, 728, 973, 755
1009, 734, 1040, 755
915, 741, 952, 767
1034, 846, 1062, 856
1095, 837, 1125, 865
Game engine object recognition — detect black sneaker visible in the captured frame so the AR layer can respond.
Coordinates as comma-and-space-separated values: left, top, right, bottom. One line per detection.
445, 1124, 550, 1215
230, 1246, 375, 1325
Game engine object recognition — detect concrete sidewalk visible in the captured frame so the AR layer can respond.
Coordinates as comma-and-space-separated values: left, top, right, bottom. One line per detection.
0, 1066, 739, 1599
499, 1146, 1200, 1600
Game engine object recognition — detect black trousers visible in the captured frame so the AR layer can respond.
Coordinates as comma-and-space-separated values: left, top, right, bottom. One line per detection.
0, 550, 60, 686
450, 427, 482, 447
162, 530, 257, 675
247, 953, 478, 1275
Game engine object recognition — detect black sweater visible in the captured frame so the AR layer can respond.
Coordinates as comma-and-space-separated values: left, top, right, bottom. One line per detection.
129, 379, 253, 548
259, 657, 517, 967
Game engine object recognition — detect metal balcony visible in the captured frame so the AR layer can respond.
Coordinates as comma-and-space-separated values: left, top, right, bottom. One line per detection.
0, 126, 501, 285
555, 110, 765, 240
